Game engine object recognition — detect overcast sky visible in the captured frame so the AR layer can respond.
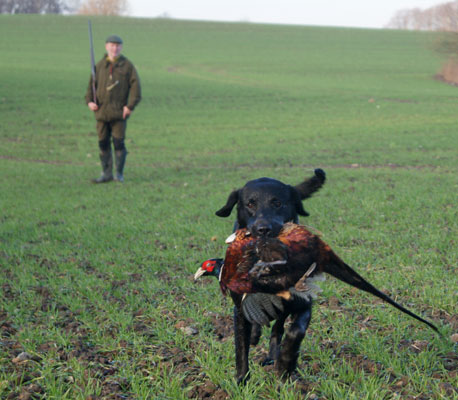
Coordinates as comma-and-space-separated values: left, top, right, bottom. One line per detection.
129, 0, 447, 29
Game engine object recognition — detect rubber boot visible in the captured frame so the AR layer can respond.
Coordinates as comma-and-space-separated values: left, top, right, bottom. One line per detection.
92, 150, 114, 183
114, 149, 127, 183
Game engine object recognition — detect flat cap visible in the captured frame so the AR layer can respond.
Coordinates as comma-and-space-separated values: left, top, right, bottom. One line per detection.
106, 35, 123, 44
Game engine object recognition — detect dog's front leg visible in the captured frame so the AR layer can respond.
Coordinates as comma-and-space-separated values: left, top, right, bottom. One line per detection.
233, 304, 252, 384
276, 303, 312, 377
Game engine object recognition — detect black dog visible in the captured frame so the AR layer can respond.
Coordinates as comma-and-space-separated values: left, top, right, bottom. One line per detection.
215, 169, 326, 382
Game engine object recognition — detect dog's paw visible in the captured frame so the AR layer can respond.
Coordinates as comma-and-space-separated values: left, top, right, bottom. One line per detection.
236, 371, 250, 385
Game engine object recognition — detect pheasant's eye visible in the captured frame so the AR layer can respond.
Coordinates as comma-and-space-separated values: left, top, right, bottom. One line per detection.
204, 261, 214, 272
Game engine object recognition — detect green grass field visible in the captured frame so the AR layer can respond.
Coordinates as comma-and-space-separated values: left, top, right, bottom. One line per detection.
0, 14, 457, 399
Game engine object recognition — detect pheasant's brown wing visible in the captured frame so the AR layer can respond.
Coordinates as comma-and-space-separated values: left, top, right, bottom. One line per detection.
242, 293, 284, 325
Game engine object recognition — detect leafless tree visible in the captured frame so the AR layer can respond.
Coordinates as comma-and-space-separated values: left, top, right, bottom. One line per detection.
0, 0, 68, 13
78, 0, 129, 16
386, 8, 420, 30
386, 1, 458, 31
435, 2, 458, 31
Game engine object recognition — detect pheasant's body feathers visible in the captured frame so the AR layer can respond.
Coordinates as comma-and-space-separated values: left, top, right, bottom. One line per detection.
219, 229, 257, 294
221, 223, 325, 296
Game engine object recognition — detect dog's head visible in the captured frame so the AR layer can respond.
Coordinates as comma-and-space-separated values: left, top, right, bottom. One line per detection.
216, 177, 307, 238
215, 169, 326, 238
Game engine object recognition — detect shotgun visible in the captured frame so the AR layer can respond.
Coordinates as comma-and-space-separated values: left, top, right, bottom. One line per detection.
88, 20, 97, 104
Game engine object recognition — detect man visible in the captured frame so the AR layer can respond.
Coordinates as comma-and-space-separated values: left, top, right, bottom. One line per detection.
85, 35, 141, 183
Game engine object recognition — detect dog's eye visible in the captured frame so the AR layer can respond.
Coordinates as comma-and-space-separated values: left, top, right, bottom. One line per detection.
246, 200, 256, 209
272, 199, 282, 208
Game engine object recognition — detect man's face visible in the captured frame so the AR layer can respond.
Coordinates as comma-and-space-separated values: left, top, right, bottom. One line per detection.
105, 42, 123, 60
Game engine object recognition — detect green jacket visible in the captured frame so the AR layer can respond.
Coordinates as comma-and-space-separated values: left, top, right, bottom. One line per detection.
85, 54, 141, 121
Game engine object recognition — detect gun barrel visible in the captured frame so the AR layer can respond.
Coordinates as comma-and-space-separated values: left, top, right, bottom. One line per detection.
88, 20, 96, 104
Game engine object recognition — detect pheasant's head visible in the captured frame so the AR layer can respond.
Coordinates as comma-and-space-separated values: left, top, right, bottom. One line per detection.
194, 258, 223, 280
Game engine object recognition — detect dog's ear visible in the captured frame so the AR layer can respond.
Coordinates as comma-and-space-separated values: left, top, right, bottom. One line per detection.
295, 168, 326, 200
215, 190, 240, 217
290, 186, 309, 217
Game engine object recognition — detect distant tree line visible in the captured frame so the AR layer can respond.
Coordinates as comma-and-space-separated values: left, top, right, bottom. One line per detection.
0, 0, 128, 14
0, 0, 68, 13
78, 0, 128, 16
386, 0, 458, 31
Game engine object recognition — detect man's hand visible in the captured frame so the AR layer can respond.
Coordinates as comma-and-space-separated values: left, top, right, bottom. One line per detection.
123, 106, 131, 119
88, 102, 98, 111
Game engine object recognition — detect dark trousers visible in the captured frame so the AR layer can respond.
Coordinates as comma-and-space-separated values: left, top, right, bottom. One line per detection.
96, 120, 126, 151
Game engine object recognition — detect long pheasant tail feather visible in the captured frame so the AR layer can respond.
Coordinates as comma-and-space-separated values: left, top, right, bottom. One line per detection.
323, 253, 439, 334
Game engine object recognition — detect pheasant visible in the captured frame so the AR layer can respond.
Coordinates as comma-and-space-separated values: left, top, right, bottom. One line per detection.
196, 257, 323, 326
195, 222, 438, 332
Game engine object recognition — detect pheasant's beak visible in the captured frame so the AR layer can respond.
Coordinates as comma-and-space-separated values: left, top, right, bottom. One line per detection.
194, 267, 206, 281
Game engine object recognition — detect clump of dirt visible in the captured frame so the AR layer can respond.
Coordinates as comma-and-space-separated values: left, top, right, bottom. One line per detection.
186, 381, 229, 399
1, 283, 16, 301
13, 383, 44, 400
430, 309, 458, 331
209, 313, 233, 342
32, 285, 54, 312
0, 310, 17, 337
398, 339, 431, 354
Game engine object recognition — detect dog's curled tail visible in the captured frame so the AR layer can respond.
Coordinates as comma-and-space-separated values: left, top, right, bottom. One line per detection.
295, 168, 326, 200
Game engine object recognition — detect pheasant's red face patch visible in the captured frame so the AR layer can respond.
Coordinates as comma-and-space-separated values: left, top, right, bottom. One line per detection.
201, 260, 216, 273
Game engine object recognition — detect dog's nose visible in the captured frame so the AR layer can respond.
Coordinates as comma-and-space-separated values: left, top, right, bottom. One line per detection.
254, 224, 272, 237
